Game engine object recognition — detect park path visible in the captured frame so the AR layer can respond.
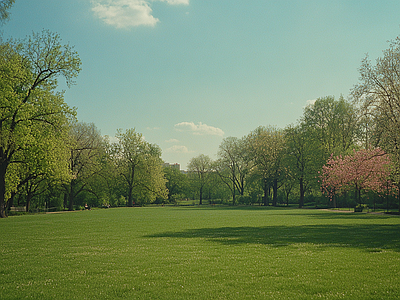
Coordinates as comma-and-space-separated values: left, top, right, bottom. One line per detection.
321, 208, 385, 215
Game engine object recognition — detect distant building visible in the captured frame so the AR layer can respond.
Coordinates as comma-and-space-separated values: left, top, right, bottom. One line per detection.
163, 162, 180, 171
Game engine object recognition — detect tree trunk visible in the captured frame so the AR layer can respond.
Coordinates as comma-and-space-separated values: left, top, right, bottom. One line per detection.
332, 188, 337, 208
25, 183, 32, 212
272, 178, 278, 206
332, 194, 336, 209
263, 182, 269, 206
63, 193, 67, 210
6, 194, 13, 212
127, 166, 135, 207
199, 185, 203, 205
0, 194, 6, 218
398, 186, 400, 213
0, 167, 7, 218
26, 194, 32, 212
232, 183, 236, 206
68, 180, 75, 211
127, 185, 133, 207
299, 177, 304, 208
240, 178, 245, 196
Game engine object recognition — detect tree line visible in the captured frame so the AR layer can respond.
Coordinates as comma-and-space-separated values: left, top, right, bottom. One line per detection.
2, 1, 400, 216
187, 95, 398, 211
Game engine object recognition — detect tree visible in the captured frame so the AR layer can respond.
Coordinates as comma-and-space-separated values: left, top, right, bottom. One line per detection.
320, 148, 394, 206
205, 170, 231, 204
214, 137, 252, 205
0, 30, 81, 217
64, 122, 104, 211
302, 96, 359, 159
10, 121, 70, 212
285, 124, 320, 208
247, 126, 286, 206
114, 129, 167, 206
281, 166, 296, 206
0, 0, 15, 24
352, 34, 400, 212
187, 154, 212, 205
163, 166, 189, 203
89, 136, 121, 208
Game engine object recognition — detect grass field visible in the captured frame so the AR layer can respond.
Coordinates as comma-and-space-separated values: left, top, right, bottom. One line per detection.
1, 207, 400, 299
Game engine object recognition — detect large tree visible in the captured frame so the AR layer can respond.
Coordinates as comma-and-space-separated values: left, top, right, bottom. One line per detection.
163, 166, 189, 203
352, 34, 400, 211
285, 124, 320, 208
320, 148, 393, 206
302, 96, 359, 159
64, 122, 104, 211
214, 137, 252, 205
0, 30, 81, 217
247, 126, 285, 206
114, 128, 167, 206
10, 120, 70, 212
187, 154, 212, 205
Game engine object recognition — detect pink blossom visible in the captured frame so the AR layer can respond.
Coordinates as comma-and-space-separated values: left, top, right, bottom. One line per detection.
319, 148, 396, 202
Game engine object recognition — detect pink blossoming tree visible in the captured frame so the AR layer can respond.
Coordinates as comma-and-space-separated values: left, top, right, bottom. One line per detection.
319, 148, 395, 207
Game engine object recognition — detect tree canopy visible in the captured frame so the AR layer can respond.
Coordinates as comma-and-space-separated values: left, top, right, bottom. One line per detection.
113, 128, 167, 207
0, 30, 81, 217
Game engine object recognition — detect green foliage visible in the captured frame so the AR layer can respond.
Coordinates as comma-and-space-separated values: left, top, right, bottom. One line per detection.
247, 126, 286, 206
113, 128, 167, 206
236, 195, 252, 205
0, 30, 80, 217
187, 154, 212, 205
302, 96, 359, 158
63, 122, 105, 211
1, 208, 400, 299
213, 137, 253, 205
108, 195, 126, 207
352, 35, 400, 212
163, 166, 189, 201
284, 124, 321, 207
206, 171, 231, 202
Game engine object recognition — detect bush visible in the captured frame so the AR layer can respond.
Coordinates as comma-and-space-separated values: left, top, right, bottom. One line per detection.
355, 204, 368, 212
237, 195, 252, 205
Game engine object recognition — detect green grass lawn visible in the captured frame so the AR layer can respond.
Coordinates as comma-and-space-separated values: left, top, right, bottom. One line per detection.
1, 207, 400, 299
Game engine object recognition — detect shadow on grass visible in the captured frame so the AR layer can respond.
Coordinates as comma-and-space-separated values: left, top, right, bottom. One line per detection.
171, 205, 281, 211
285, 212, 395, 220
146, 224, 400, 252
173, 206, 396, 219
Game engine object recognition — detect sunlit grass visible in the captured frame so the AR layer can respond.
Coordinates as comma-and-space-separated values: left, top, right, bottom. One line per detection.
1, 207, 400, 299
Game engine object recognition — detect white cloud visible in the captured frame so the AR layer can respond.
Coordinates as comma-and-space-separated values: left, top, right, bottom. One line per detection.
91, 0, 189, 28
166, 138, 179, 143
174, 122, 224, 137
159, 0, 189, 4
166, 145, 193, 153
92, 0, 159, 28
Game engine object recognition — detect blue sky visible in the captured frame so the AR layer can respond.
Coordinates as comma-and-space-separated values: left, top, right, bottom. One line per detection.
4, 0, 400, 169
